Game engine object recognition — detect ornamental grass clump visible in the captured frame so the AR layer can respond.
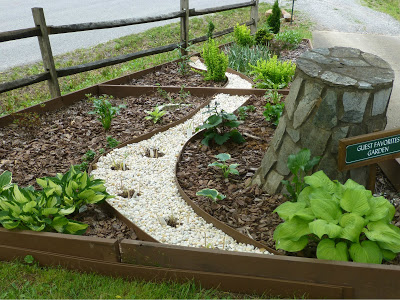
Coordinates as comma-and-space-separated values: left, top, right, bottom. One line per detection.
202, 39, 228, 82
249, 56, 296, 89
228, 44, 270, 74
273, 170, 400, 264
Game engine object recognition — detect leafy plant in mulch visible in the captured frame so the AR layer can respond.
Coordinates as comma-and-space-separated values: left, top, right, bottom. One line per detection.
87, 94, 126, 131
195, 103, 245, 146
208, 153, 239, 179
145, 106, 167, 124
233, 23, 253, 47
237, 105, 255, 121
106, 136, 120, 149
267, 0, 281, 34
0, 167, 112, 235
263, 90, 284, 126
274, 170, 400, 264
201, 39, 228, 82
249, 55, 296, 89
196, 188, 226, 203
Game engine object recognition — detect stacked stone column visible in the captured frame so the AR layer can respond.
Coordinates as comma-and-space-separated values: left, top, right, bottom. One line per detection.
253, 47, 394, 193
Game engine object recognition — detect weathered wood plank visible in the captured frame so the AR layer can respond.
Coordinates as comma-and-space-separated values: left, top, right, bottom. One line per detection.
190, 1, 255, 16
0, 72, 50, 94
48, 11, 184, 35
57, 43, 181, 77
0, 27, 40, 42
250, 0, 259, 34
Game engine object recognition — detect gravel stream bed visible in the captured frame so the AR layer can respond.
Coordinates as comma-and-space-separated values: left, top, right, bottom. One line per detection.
91, 62, 271, 254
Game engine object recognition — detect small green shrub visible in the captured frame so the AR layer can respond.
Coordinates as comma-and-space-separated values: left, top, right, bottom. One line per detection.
268, 0, 281, 34
263, 90, 284, 126
228, 44, 270, 74
208, 153, 239, 178
145, 106, 166, 124
255, 28, 274, 46
202, 39, 228, 82
195, 105, 245, 147
275, 30, 303, 49
87, 94, 125, 131
206, 21, 215, 40
281, 148, 321, 201
196, 188, 226, 203
233, 23, 253, 47
249, 56, 296, 89
273, 170, 400, 264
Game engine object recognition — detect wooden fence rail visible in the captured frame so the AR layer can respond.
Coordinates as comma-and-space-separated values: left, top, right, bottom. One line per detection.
0, 0, 259, 98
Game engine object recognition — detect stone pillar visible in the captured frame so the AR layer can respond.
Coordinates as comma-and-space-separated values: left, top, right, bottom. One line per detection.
253, 47, 394, 193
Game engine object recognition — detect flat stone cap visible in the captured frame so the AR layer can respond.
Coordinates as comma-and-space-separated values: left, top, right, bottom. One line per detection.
297, 47, 395, 89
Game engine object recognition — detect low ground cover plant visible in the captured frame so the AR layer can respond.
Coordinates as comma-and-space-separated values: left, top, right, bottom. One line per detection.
201, 39, 228, 82
249, 56, 296, 89
237, 105, 255, 121
208, 153, 239, 178
145, 106, 167, 124
196, 104, 245, 146
274, 170, 400, 264
0, 167, 112, 235
233, 23, 253, 47
275, 30, 303, 49
87, 94, 126, 131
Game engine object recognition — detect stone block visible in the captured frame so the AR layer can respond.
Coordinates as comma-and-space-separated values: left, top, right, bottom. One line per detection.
362, 52, 392, 69
296, 59, 322, 78
286, 127, 300, 143
331, 126, 349, 154
300, 122, 331, 157
259, 147, 277, 178
272, 115, 287, 151
367, 117, 387, 133
349, 166, 369, 188
313, 89, 338, 129
372, 88, 392, 116
318, 153, 338, 181
330, 47, 361, 58
341, 91, 370, 123
262, 170, 284, 194
293, 81, 323, 129
321, 71, 357, 86
276, 135, 300, 176
312, 48, 330, 56
285, 76, 303, 120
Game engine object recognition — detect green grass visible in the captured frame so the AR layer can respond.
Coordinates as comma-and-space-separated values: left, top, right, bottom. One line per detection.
0, 3, 312, 116
361, 0, 400, 21
0, 260, 252, 299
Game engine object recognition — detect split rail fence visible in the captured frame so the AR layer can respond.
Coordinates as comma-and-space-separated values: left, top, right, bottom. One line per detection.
0, 0, 259, 98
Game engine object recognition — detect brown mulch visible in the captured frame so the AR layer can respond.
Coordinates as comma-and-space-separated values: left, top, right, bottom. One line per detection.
127, 61, 227, 87
0, 91, 211, 188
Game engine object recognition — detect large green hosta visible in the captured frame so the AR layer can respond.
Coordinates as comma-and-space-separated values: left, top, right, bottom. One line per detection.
273, 170, 400, 264
0, 166, 113, 235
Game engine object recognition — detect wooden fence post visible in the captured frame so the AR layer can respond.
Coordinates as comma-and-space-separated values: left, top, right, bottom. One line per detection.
180, 0, 189, 56
32, 7, 61, 98
250, 0, 259, 34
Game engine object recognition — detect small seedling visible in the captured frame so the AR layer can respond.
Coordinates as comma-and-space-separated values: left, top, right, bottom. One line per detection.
24, 255, 35, 264
145, 106, 166, 124
237, 105, 256, 121
208, 153, 239, 178
196, 188, 226, 203
87, 94, 125, 131
106, 136, 119, 149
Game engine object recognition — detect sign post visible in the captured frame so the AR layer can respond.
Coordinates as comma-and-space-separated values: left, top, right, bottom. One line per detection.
338, 128, 400, 191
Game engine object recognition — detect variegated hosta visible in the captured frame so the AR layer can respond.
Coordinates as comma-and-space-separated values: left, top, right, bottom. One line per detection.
273, 170, 400, 264
0, 166, 113, 235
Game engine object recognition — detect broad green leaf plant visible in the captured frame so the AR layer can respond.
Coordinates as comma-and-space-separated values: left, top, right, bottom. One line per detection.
208, 153, 239, 178
273, 170, 400, 264
0, 167, 113, 235
196, 188, 226, 203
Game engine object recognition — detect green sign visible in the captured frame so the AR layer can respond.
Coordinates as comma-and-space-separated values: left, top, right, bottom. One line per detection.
346, 134, 400, 165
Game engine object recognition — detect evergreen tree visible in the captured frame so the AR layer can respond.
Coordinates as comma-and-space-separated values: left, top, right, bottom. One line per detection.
267, 0, 281, 34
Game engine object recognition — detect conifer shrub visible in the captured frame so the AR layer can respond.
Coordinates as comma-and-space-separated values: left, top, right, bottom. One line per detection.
268, 0, 281, 34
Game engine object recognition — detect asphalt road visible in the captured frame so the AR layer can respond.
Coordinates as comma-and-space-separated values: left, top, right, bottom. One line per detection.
0, 0, 261, 71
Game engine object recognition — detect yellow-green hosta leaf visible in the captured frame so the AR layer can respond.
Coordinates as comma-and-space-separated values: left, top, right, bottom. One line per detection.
317, 239, 349, 262
364, 221, 400, 252
26, 223, 46, 232
0, 211, 11, 221
273, 201, 306, 221
63, 196, 74, 207
36, 178, 48, 188
349, 240, 383, 264
304, 171, 336, 193
2, 220, 20, 229
339, 213, 365, 243
52, 216, 69, 233
65, 181, 74, 197
65, 220, 88, 235
41, 208, 59, 216
78, 189, 95, 200
297, 186, 312, 206
87, 194, 105, 204
366, 196, 395, 222
381, 249, 397, 261
309, 190, 342, 224
48, 180, 62, 196
340, 188, 371, 216
275, 236, 309, 252
273, 216, 311, 242
44, 188, 55, 197
22, 201, 37, 213
0, 170, 12, 191
46, 196, 58, 208
90, 184, 106, 192
309, 219, 342, 239
79, 172, 88, 189
19, 215, 34, 223
59, 206, 75, 215
13, 185, 29, 204
344, 179, 365, 190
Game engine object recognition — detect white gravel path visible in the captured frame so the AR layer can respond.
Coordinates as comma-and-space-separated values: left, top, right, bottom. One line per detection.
91, 62, 267, 254
262, 0, 400, 35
